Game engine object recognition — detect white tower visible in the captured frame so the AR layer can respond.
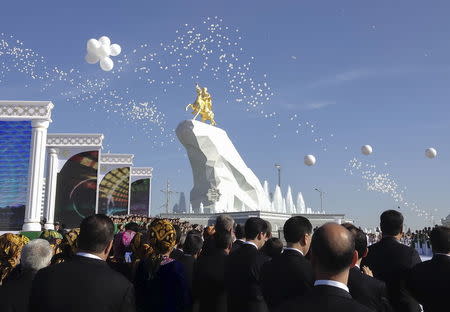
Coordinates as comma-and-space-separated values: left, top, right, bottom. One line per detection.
273, 185, 283, 213
285, 186, 295, 214
296, 192, 306, 214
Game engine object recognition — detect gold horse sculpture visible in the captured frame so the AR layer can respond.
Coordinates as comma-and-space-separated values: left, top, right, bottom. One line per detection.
185, 84, 217, 126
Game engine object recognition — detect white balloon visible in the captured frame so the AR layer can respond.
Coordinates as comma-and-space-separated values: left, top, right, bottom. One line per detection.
361, 145, 373, 155
98, 36, 111, 46
85, 53, 99, 64
86, 38, 101, 53
425, 148, 437, 159
100, 57, 114, 71
110, 44, 121, 56
96, 44, 111, 58
304, 155, 316, 166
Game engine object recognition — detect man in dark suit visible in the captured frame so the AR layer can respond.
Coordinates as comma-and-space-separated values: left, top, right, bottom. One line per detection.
193, 231, 233, 312
361, 210, 421, 312
225, 217, 270, 312
231, 224, 245, 253
343, 224, 392, 312
0, 239, 53, 312
178, 233, 203, 296
261, 216, 314, 311
29, 214, 135, 312
170, 224, 184, 261
407, 226, 450, 312
280, 223, 372, 312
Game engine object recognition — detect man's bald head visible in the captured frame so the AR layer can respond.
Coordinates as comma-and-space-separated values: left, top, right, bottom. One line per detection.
311, 223, 355, 275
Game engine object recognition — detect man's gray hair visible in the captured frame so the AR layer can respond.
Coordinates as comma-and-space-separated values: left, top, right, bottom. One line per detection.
215, 215, 235, 233
20, 239, 53, 271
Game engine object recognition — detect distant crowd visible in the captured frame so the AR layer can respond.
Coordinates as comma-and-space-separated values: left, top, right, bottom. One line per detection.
0, 210, 448, 312
110, 214, 205, 235
366, 226, 436, 256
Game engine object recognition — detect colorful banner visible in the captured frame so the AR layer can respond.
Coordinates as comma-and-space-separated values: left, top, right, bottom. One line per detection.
98, 167, 130, 216
130, 178, 150, 216
54, 151, 99, 228
0, 121, 31, 230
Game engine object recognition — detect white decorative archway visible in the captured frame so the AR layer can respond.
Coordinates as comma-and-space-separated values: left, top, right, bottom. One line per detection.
0, 101, 54, 231
44, 133, 104, 229
130, 167, 153, 216
99, 154, 134, 214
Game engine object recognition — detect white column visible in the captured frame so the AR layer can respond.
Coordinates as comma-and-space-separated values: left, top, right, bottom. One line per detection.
127, 168, 132, 215
95, 150, 102, 214
44, 148, 58, 230
148, 176, 152, 217
23, 120, 49, 231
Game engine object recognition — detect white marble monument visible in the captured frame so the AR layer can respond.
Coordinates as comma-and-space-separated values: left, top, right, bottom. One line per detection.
176, 120, 270, 213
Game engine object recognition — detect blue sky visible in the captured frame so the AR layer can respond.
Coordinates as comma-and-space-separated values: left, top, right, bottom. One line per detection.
0, 0, 449, 229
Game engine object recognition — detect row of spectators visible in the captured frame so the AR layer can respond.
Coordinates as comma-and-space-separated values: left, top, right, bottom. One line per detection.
110, 215, 204, 235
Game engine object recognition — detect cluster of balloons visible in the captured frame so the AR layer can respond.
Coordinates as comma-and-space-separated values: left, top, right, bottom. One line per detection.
85, 36, 121, 71
360, 145, 438, 159
303, 145, 437, 167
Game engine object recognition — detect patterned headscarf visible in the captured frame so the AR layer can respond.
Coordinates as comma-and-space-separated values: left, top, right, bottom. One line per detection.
0, 233, 30, 283
51, 228, 80, 265
148, 219, 176, 255
145, 220, 177, 280
40, 230, 63, 253
40, 229, 63, 240
203, 225, 216, 240
131, 232, 153, 261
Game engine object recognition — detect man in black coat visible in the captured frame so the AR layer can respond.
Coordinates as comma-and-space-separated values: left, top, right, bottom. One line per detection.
261, 216, 314, 311
361, 210, 421, 312
170, 224, 184, 261
29, 214, 135, 312
225, 217, 270, 312
407, 226, 450, 312
343, 224, 392, 312
279, 223, 372, 312
178, 233, 203, 296
0, 239, 53, 312
231, 224, 245, 253
193, 231, 233, 312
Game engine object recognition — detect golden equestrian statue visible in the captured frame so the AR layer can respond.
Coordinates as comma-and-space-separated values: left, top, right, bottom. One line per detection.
185, 84, 217, 126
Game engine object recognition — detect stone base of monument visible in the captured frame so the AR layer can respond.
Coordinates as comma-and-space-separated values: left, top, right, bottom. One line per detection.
159, 211, 346, 237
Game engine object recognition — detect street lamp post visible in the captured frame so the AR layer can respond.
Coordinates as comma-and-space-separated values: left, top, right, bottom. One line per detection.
314, 188, 324, 212
275, 164, 281, 188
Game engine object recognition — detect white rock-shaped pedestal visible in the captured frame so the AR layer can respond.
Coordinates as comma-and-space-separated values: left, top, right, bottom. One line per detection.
176, 120, 270, 213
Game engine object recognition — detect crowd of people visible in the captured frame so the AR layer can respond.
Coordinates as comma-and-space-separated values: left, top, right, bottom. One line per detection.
366, 226, 436, 257
110, 215, 204, 235
0, 210, 448, 312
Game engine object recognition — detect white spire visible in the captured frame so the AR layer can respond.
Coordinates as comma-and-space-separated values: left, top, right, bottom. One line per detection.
306, 207, 312, 214
263, 180, 270, 201
296, 192, 306, 214
285, 186, 295, 214
273, 185, 283, 213
282, 198, 287, 214
189, 203, 193, 213
199, 202, 204, 213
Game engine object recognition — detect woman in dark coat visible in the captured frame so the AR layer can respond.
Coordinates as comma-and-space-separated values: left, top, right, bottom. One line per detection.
134, 219, 191, 312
